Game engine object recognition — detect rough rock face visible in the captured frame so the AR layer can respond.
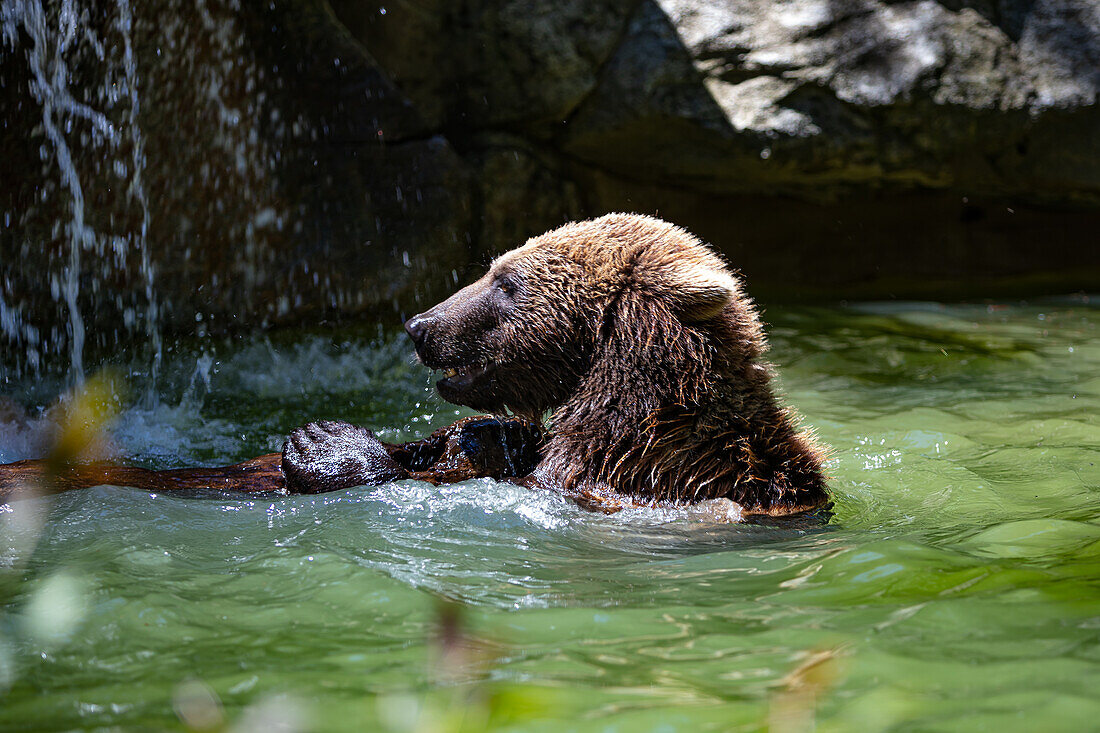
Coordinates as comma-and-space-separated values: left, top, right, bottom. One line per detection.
3, 0, 1099, 374
341, 0, 1100, 202
333, 0, 634, 134
329, 0, 1100, 296
562, 0, 1100, 199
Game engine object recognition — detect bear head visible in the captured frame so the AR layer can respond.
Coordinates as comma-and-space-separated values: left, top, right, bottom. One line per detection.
403, 213, 765, 423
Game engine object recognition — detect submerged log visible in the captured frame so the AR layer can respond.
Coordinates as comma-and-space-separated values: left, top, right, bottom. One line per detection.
0, 455, 286, 499
0, 416, 545, 502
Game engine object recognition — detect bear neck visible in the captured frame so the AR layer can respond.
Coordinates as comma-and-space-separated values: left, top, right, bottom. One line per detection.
541, 297, 827, 513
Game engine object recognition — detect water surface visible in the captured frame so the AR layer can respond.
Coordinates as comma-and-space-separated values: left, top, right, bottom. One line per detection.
1, 299, 1098, 731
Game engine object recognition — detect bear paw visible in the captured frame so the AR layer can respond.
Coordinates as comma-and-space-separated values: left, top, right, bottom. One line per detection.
281, 420, 408, 494
454, 416, 542, 478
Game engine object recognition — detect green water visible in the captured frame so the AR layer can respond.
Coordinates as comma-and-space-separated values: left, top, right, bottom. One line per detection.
1, 299, 1098, 732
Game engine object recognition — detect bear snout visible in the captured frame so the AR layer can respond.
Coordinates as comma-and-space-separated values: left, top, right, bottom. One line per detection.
404, 278, 499, 368
405, 311, 447, 368
404, 307, 459, 367
404, 313, 430, 351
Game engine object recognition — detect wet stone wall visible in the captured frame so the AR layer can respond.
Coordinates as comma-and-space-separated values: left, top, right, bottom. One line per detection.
1, 0, 470, 379
2, 0, 1099, 380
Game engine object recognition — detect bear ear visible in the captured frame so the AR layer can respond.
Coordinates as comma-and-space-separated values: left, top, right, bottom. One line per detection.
641, 257, 739, 322
674, 263, 739, 321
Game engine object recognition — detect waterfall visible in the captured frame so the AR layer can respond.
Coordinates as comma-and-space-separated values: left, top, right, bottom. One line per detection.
1, 0, 159, 390
118, 0, 160, 398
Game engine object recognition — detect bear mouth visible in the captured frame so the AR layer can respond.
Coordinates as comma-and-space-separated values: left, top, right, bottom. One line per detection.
434, 360, 496, 393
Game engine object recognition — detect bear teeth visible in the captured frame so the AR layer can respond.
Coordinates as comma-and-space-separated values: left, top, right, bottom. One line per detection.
441, 361, 491, 379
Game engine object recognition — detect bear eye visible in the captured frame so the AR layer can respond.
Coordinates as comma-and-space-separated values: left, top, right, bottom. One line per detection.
497, 277, 517, 297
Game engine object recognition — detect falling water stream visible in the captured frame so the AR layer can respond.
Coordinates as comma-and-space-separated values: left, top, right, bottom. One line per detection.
2, 0, 160, 386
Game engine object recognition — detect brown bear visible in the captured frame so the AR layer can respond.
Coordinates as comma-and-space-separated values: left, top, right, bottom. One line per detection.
390, 213, 829, 516
0, 214, 828, 518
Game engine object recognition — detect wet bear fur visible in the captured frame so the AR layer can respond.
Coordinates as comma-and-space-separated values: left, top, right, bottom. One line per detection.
405, 213, 829, 516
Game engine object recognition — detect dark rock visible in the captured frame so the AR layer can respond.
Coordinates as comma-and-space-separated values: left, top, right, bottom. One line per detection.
330, 0, 634, 134
571, 164, 1100, 300
468, 134, 585, 258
